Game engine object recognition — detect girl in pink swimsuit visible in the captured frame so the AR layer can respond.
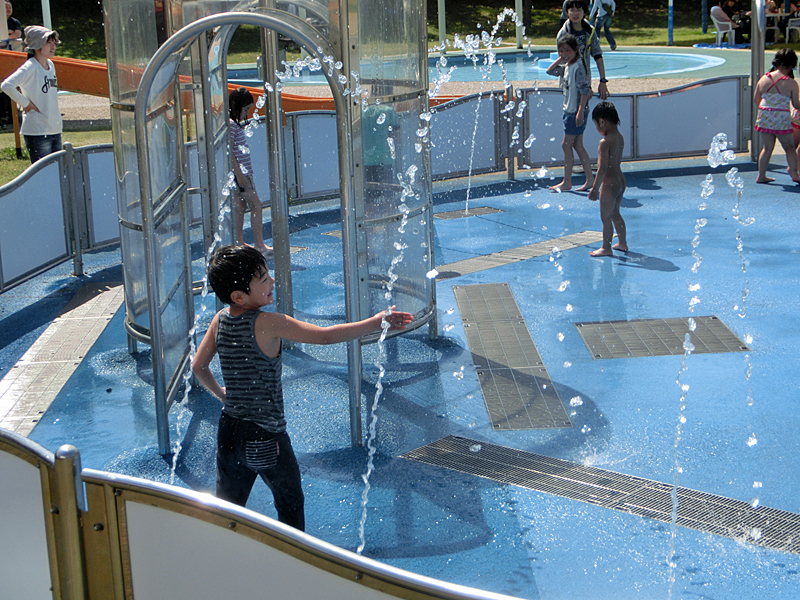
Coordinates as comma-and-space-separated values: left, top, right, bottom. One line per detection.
754, 48, 800, 184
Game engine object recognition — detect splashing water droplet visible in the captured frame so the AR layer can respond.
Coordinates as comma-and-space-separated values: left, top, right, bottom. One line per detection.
557, 332, 565, 342
747, 434, 758, 447
446, 307, 455, 314
469, 444, 482, 453
750, 498, 760, 509
565, 304, 573, 312
376, 112, 386, 125
570, 396, 583, 406
753, 481, 762, 488
426, 269, 439, 279
558, 281, 569, 292
564, 361, 572, 368
443, 323, 454, 332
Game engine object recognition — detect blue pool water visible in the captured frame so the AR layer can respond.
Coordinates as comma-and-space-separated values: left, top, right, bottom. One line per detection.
229, 51, 726, 87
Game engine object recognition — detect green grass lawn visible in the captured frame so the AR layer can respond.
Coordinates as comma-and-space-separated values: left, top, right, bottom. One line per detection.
0, 129, 112, 186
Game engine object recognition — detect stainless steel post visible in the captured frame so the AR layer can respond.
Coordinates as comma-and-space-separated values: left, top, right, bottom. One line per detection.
751, 0, 765, 162
54, 445, 87, 599
261, 0, 294, 321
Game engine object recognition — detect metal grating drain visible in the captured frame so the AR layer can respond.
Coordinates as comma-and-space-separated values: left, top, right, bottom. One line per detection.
436, 230, 602, 280
433, 206, 504, 220
454, 283, 571, 430
402, 435, 800, 555
574, 316, 750, 359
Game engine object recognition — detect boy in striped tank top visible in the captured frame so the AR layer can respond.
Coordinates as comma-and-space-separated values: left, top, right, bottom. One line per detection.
192, 245, 413, 530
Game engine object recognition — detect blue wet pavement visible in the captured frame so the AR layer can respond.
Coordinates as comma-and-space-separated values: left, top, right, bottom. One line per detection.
4, 153, 800, 599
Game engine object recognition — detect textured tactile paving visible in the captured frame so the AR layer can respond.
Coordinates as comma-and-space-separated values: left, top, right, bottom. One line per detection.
574, 315, 750, 359
436, 230, 602, 280
402, 435, 800, 555
454, 283, 571, 430
0, 283, 124, 436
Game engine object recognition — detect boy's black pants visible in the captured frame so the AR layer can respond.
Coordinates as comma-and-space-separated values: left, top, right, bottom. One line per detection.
216, 413, 305, 531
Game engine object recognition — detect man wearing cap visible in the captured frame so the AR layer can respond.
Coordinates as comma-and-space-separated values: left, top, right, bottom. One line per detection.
1, 25, 63, 162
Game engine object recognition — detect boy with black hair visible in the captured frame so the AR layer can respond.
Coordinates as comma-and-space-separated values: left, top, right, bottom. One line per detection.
557, 0, 609, 100
192, 244, 413, 530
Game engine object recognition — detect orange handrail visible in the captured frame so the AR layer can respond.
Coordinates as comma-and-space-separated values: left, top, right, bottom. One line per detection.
0, 50, 457, 113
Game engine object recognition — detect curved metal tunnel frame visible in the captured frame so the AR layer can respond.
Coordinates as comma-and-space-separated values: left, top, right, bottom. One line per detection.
133, 8, 435, 455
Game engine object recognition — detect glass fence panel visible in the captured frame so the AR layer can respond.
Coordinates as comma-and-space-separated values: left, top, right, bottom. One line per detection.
154, 204, 186, 303
160, 276, 190, 392
365, 212, 431, 317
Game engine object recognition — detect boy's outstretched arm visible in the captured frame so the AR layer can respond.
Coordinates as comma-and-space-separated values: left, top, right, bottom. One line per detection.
257, 307, 413, 348
192, 312, 226, 402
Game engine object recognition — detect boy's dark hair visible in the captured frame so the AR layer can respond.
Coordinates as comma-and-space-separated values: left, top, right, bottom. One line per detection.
557, 34, 579, 54
565, 0, 588, 13
207, 245, 268, 305
771, 48, 798, 79
592, 101, 620, 125
229, 87, 254, 124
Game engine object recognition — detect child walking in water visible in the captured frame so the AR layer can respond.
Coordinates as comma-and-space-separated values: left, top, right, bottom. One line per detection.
546, 34, 594, 192
229, 87, 273, 255
587, 102, 627, 257
192, 245, 412, 529
754, 48, 800, 184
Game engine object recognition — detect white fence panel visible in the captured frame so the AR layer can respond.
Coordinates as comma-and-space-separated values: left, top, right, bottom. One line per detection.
0, 159, 68, 284
0, 451, 52, 600
85, 149, 121, 246
635, 78, 742, 157
431, 93, 503, 179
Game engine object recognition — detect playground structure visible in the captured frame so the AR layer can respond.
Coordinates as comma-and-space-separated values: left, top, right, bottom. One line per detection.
103, 0, 438, 455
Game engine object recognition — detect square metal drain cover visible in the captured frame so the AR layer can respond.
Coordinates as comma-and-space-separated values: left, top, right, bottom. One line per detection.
454, 283, 571, 430
434, 206, 504, 220
574, 316, 750, 359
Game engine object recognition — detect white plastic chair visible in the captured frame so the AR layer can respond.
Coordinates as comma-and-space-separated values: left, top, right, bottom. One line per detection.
787, 17, 800, 42
710, 13, 734, 46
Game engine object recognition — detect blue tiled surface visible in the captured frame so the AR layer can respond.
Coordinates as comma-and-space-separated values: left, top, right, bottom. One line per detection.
4, 155, 800, 599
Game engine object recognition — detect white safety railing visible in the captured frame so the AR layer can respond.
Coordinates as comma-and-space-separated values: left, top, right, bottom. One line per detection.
0, 143, 120, 292
0, 427, 520, 600
0, 75, 751, 294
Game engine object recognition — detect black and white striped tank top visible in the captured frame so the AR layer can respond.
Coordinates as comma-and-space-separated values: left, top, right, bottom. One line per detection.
216, 309, 285, 434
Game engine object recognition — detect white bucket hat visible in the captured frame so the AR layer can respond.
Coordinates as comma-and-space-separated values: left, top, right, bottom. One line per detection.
24, 25, 59, 51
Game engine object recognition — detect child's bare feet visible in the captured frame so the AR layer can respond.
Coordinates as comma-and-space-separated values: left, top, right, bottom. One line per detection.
549, 181, 570, 192
756, 176, 775, 184
575, 183, 593, 192
612, 243, 628, 252
256, 244, 273, 257
589, 248, 614, 257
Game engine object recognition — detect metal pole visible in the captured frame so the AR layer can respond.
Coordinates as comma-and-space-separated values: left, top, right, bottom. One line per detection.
438, 0, 446, 50
41, 0, 52, 29
515, 0, 524, 48
668, 0, 674, 45
261, 0, 294, 321
54, 445, 87, 599
751, 0, 766, 162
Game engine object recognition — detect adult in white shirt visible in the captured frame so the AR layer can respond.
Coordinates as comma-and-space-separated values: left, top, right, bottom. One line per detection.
589, 0, 617, 50
1, 25, 62, 163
